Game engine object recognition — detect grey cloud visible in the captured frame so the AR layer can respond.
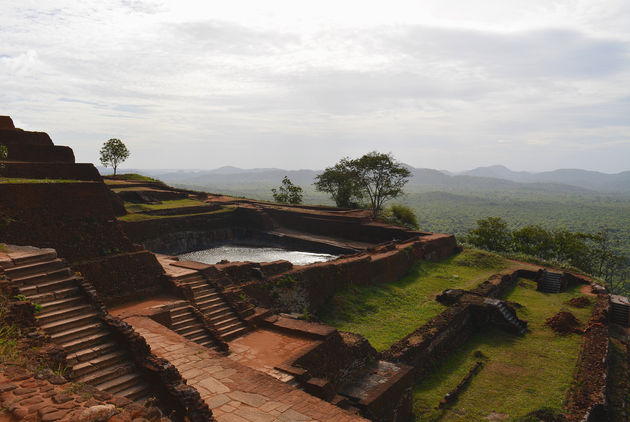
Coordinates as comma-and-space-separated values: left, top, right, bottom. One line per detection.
172, 20, 301, 56
384, 27, 629, 79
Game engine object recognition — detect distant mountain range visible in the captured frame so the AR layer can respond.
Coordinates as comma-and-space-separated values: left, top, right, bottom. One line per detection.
98, 164, 630, 194
459, 165, 630, 193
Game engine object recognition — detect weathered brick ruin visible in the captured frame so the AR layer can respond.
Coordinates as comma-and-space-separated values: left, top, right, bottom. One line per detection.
0, 116, 620, 421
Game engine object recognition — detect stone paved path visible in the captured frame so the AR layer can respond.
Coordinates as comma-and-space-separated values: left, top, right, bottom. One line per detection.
125, 316, 367, 422
228, 329, 315, 383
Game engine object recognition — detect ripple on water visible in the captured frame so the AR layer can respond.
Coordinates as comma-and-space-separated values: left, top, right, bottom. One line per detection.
179, 245, 337, 266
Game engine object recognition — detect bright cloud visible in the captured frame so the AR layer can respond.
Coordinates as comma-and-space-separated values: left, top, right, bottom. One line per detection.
0, 0, 629, 172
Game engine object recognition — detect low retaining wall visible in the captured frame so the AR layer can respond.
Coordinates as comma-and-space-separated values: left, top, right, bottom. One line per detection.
563, 295, 610, 421
255, 234, 458, 312
120, 211, 242, 254
470, 269, 537, 298
0, 162, 101, 181
265, 208, 423, 244
381, 304, 485, 377
73, 250, 170, 306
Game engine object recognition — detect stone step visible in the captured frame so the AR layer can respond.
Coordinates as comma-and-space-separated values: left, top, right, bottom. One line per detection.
4, 258, 65, 278
212, 316, 239, 329
51, 322, 105, 344
20, 276, 80, 295
40, 312, 100, 334
174, 274, 205, 284
12, 267, 72, 286
240, 306, 255, 318
67, 341, 118, 365
195, 292, 220, 302
38, 295, 85, 313
221, 326, 249, 341
170, 311, 194, 324
170, 306, 191, 318
10, 249, 57, 267
77, 363, 136, 387
171, 317, 198, 330
206, 306, 232, 319
217, 320, 245, 335
37, 304, 93, 325
199, 339, 217, 349
114, 382, 152, 401
72, 351, 128, 377
190, 282, 212, 290
197, 297, 225, 309
192, 287, 214, 296
182, 327, 207, 338
176, 322, 206, 336
25, 287, 81, 305
188, 332, 213, 343
61, 331, 112, 353
183, 280, 207, 288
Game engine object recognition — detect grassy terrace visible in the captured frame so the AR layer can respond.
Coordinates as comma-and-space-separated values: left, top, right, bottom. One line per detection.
124, 198, 207, 213
318, 249, 513, 351
118, 203, 236, 222
103, 173, 164, 184
414, 279, 593, 421
0, 178, 84, 183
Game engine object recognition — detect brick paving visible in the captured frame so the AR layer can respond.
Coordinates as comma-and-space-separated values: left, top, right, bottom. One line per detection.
124, 316, 367, 422
228, 329, 315, 383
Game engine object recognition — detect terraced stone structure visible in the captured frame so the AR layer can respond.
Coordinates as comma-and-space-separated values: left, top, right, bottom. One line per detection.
3, 116, 463, 421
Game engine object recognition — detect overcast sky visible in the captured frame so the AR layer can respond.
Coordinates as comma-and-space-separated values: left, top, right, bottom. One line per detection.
1, 0, 629, 172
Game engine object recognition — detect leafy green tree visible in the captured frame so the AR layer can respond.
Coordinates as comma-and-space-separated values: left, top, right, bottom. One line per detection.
353, 152, 411, 219
0, 144, 7, 174
315, 152, 410, 217
551, 229, 593, 271
272, 176, 303, 204
314, 158, 364, 208
512, 225, 555, 259
466, 217, 512, 252
100, 138, 130, 176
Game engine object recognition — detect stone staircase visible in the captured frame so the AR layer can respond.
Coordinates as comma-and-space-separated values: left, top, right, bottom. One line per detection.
168, 300, 221, 349
539, 271, 564, 293
1, 250, 153, 402
610, 295, 630, 326
484, 298, 527, 335
176, 273, 249, 341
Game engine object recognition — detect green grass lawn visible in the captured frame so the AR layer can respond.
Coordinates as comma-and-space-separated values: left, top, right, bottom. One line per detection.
104, 173, 164, 184
117, 205, 236, 222
318, 249, 511, 351
124, 198, 208, 213
414, 279, 593, 421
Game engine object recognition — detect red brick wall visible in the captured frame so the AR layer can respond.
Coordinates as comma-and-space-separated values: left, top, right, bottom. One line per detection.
0, 183, 134, 262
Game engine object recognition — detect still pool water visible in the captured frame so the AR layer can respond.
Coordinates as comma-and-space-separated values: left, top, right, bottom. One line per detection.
179, 245, 337, 265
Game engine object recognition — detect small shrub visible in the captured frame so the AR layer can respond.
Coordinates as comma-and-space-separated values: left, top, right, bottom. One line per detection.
13, 294, 27, 301
275, 276, 296, 288
300, 307, 312, 321
381, 204, 419, 229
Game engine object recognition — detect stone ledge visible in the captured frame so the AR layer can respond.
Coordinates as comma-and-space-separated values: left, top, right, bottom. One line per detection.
264, 315, 337, 339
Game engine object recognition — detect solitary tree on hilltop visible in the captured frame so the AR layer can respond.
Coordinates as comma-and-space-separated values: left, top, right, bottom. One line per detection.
316, 152, 411, 218
272, 176, 303, 204
100, 138, 129, 176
